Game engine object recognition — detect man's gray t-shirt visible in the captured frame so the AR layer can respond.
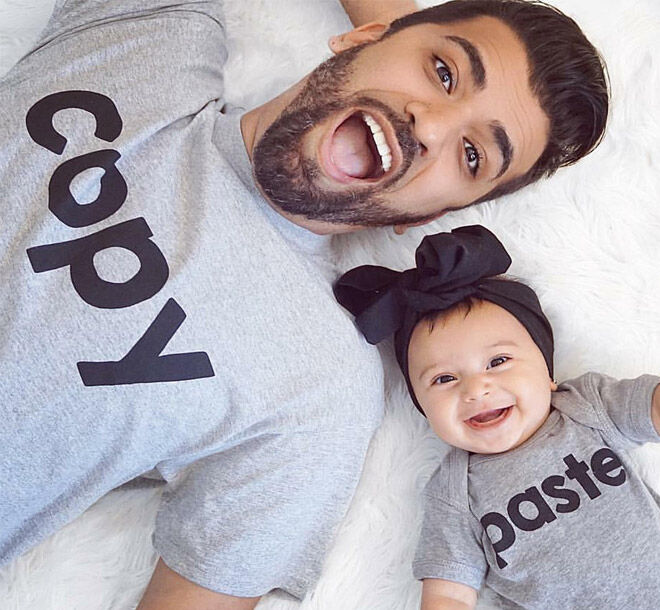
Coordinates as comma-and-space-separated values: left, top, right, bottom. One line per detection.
0, 0, 383, 598
414, 373, 660, 609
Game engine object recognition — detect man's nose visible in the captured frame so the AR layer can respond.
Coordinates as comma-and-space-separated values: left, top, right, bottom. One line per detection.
405, 100, 459, 156
462, 374, 491, 402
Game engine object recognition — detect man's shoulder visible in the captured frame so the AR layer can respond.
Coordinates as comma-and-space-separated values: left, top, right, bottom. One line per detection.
40, 0, 226, 47
2, 0, 228, 120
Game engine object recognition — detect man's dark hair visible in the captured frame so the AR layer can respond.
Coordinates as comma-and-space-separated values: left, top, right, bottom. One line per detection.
386, 0, 610, 203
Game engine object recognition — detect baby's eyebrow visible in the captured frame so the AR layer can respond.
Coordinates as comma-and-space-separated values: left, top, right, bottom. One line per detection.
418, 362, 447, 381
487, 340, 519, 349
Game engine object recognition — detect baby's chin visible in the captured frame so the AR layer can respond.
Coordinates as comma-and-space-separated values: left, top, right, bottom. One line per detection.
437, 434, 520, 456
458, 430, 523, 455
459, 439, 517, 455
445, 435, 517, 455
462, 423, 548, 455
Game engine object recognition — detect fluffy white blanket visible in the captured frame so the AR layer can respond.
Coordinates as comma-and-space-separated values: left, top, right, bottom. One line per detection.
1, 1, 659, 608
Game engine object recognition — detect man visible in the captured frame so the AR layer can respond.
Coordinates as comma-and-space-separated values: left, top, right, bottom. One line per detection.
0, 0, 607, 608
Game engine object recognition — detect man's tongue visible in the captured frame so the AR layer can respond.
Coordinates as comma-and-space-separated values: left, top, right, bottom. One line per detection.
330, 115, 377, 178
472, 409, 504, 424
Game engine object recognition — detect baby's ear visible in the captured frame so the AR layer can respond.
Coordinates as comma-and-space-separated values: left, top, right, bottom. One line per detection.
328, 22, 389, 54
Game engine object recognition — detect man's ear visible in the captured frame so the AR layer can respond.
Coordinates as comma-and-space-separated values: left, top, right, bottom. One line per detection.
328, 22, 389, 54
393, 212, 447, 235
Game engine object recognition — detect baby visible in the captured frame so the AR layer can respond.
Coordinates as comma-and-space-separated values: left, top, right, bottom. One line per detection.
334, 225, 660, 610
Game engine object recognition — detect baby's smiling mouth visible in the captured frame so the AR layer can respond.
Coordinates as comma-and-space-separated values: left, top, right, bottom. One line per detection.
466, 406, 512, 429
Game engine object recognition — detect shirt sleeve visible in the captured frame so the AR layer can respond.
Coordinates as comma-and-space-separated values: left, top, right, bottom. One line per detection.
412, 459, 487, 591
39, 0, 225, 48
153, 421, 376, 599
9, 0, 227, 120
556, 372, 660, 447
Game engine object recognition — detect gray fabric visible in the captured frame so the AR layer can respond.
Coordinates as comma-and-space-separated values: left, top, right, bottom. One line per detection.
0, 0, 384, 599
414, 373, 660, 609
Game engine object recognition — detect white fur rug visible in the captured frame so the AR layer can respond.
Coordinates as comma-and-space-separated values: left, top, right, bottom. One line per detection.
1, 1, 659, 608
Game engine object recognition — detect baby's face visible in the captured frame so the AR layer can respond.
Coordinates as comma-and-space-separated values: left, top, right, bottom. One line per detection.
408, 300, 556, 454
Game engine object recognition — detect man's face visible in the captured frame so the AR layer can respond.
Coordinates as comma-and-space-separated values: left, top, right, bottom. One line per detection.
407, 301, 556, 455
253, 16, 550, 233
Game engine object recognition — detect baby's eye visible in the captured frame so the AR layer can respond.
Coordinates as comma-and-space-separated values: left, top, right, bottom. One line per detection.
433, 374, 456, 385
434, 57, 453, 92
488, 356, 510, 369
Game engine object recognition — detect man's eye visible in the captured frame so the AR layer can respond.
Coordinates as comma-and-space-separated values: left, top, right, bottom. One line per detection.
488, 356, 510, 368
464, 140, 481, 176
433, 374, 456, 385
434, 57, 453, 92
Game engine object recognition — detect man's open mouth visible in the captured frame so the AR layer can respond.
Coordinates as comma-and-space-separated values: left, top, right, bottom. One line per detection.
324, 111, 394, 182
466, 406, 512, 429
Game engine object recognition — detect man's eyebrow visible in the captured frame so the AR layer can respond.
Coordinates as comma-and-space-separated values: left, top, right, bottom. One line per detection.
445, 36, 514, 179
491, 121, 513, 179
447, 35, 486, 89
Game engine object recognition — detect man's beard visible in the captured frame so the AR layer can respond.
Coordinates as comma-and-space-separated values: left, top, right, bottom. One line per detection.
252, 44, 434, 228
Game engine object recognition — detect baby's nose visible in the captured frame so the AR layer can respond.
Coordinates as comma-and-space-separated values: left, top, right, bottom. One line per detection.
462, 374, 491, 402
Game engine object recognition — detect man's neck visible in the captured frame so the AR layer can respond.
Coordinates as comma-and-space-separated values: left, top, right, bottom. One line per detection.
239, 78, 308, 162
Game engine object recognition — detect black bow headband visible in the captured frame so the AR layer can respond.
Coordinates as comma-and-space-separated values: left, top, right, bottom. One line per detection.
334, 225, 554, 414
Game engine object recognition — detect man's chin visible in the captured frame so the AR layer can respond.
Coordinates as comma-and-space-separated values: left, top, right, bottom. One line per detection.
277, 209, 366, 235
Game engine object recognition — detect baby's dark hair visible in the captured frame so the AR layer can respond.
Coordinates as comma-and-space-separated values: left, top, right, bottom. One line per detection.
417, 277, 545, 334
413, 275, 555, 374
419, 294, 485, 334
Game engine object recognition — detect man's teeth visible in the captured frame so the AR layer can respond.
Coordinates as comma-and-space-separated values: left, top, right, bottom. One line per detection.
362, 112, 392, 172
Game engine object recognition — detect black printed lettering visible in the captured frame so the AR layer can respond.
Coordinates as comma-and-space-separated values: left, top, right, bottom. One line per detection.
77, 298, 214, 386
540, 474, 581, 513
480, 447, 629, 569
591, 448, 626, 486
563, 453, 601, 499
25, 88, 215, 386
26, 218, 168, 309
480, 512, 516, 569
49, 149, 127, 227
26, 90, 122, 155
507, 486, 557, 531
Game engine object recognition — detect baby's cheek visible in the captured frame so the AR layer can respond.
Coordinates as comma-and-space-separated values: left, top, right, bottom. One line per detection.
428, 416, 454, 443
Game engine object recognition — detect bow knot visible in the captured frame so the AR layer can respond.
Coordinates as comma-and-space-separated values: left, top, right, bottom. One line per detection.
334, 225, 511, 344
